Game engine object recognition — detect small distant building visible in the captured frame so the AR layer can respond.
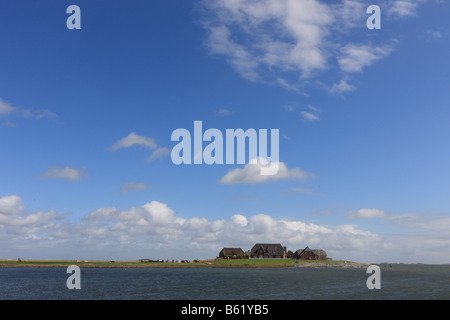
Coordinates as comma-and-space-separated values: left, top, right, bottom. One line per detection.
250, 243, 287, 259
219, 248, 245, 259
295, 246, 327, 260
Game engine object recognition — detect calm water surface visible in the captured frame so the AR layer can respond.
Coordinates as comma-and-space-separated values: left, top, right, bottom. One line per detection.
1, 264, 449, 300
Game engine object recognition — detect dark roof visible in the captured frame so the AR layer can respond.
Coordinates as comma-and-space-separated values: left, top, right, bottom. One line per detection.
251, 243, 285, 255
312, 249, 327, 257
295, 246, 311, 255
220, 248, 245, 256
296, 246, 327, 257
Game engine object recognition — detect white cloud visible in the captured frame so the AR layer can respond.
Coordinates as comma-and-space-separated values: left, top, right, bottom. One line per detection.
338, 44, 393, 73
2, 195, 450, 263
202, 0, 335, 83
109, 132, 157, 151
147, 147, 171, 162
0, 98, 56, 121
332, 0, 367, 29
388, 0, 418, 17
206, 24, 261, 81
0, 99, 16, 117
21, 109, 57, 120
121, 182, 149, 194
83, 207, 117, 221
0, 195, 68, 252
0, 210, 61, 227
110, 133, 171, 164
0, 195, 24, 216
231, 214, 249, 227
220, 159, 313, 184
329, 80, 356, 95
301, 111, 320, 122
307, 105, 321, 113
347, 208, 390, 219
201, 0, 410, 93
59, 202, 383, 261
40, 166, 88, 182
425, 29, 443, 41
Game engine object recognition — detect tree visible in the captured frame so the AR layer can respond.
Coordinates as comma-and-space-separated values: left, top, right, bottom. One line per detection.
287, 250, 295, 259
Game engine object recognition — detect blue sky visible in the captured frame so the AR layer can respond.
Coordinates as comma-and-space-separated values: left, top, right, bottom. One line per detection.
1, 0, 449, 263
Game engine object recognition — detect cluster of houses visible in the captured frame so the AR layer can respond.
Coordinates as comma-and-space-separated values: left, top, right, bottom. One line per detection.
137, 243, 328, 263
219, 243, 329, 260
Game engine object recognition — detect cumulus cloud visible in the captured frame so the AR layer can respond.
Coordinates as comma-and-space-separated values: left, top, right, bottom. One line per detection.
40, 166, 88, 182
0, 195, 25, 216
338, 44, 393, 73
83, 207, 117, 221
68, 204, 383, 261
1, 195, 450, 263
109, 132, 158, 151
200, 0, 410, 93
220, 159, 313, 184
231, 214, 249, 227
202, 0, 334, 83
332, 0, 367, 28
110, 133, 171, 164
1, 194, 377, 260
0, 195, 68, 254
329, 80, 356, 95
388, 0, 419, 17
147, 147, 171, 162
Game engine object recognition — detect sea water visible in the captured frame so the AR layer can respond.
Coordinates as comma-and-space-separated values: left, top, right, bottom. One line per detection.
0, 264, 449, 300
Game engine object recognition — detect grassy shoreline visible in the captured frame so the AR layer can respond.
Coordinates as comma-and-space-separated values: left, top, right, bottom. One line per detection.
0, 259, 369, 268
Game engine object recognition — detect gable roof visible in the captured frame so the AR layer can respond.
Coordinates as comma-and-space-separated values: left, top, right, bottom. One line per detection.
251, 243, 285, 255
296, 246, 327, 257
220, 248, 245, 256
312, 249, 327, 257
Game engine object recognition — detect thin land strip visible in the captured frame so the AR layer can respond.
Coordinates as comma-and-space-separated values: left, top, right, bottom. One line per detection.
0, 259, 369, 268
